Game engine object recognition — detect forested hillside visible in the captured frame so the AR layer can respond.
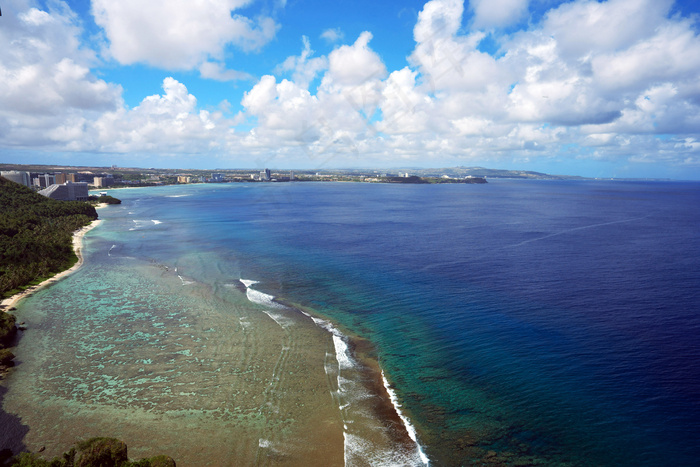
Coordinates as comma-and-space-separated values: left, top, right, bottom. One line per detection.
0, 177, 98, 298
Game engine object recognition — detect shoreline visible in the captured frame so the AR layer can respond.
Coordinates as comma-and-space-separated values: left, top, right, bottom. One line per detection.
0, 218, 103, 311
270, 294, 429, 464
3, 194, 426, 464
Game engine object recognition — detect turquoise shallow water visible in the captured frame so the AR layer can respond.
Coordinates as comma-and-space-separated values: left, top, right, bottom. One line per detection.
3, 180, 700, 466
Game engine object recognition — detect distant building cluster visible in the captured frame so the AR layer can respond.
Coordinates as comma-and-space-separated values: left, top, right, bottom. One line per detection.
39, 182, 90, 201
93, 176, 114, 187
1, 171, 32, 187
1, 170, 91, 201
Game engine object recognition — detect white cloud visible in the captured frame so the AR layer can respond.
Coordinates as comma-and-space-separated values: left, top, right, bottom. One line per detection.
230, 0, 700, 170
2, 0, 700, 176
411, 0, 507, 93
321, 28, 344, 43
377, 67, 434, 135
92, 0, 279, 69
325, 32, 387, 86
470, 0, 530, 29
238, 32, 395, 163
93, 78, 230, 154
542, 0, 674, 58
199, 61, 253, 82
276, 36, 328, 89
19, 7, 54, 26
0, 0, 122, 148
591, 20, 700, 93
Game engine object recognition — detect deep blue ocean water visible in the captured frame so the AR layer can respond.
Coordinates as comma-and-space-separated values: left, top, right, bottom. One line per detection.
96, 179, 700, 466
12, 179, 698, 465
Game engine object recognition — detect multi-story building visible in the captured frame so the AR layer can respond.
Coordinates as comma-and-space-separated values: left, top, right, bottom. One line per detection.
94, 176, 114, 187
177, 176, 192, 183
54, 173, 77, 184
38, 182, 89, 201
260, 169, 271, 181
1, 170, 32, 187
33, 173, 55, 188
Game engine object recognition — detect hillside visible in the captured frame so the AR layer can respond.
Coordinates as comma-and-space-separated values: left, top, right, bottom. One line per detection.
0, 177, 98, 299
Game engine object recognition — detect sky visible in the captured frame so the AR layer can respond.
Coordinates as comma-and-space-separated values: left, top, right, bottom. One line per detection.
1, 0, 700, 179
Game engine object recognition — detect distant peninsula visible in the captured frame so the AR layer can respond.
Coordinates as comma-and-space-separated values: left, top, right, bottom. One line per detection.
0, 163, 581, 190
381, 175, 487, 184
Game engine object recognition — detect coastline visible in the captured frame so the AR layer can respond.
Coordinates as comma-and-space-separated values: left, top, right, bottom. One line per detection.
0, 218, 102, 311
2, 190, 427, 465
273, 295, 429, 465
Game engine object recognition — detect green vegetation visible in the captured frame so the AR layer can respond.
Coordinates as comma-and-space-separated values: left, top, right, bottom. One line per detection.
2, 437, 175, 467
383, 175, 487, 184
0, 313, 16, 345
88, 195, 122, 205
0, 177, 97, 299
0, 300, 17, 371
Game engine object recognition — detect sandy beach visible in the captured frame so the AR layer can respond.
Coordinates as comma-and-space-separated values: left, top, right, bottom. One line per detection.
0, 218, 102, 311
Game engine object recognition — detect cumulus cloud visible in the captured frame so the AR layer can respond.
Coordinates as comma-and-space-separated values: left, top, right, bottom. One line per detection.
238, 32, 395, 163
325, 32, 387, 86
411, 0, 506, 93
276, 36, 328, 89
2, 0, 700, 175
0, 2, 234, 155
92, 0, 279, 69
470, 0, 530, 29
237, 0, 700, 170
93, 77, 229, 154
0, 0, 122, 148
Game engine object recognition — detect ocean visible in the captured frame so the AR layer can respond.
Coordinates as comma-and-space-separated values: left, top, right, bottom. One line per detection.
2, 179, 699, 466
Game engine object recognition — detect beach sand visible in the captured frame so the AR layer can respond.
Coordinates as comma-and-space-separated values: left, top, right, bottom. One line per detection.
0, 218, 102, 311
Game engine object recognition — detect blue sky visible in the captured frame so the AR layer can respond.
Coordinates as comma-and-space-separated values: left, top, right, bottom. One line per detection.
1, 0, 700, 179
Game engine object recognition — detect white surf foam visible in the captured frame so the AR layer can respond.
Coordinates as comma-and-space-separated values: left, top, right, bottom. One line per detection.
382, 371, 430, 465
177, 275, 193, 286
299, 308, 428, 465
245, 287, 285, 309
258, 439, 271, 448
239, 278, 259, 288
151, 219, 162, 225
129, 219, 151, 231
261, 309, 293, 328
108, 245, 116, 256
298, 309, 338, 335
240, 279, 293, 328
333, 335, 354, 370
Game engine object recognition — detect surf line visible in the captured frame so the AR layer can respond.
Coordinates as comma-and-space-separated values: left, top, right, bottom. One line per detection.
175, 267, 190, 286
382, 371, 430, 465
239, 278, 430, 465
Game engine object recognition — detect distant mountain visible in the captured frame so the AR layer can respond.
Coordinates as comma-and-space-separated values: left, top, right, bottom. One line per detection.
399, 166, 586, 180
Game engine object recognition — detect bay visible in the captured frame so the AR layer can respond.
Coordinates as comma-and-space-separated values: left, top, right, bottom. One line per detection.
3, 179, 699, 466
